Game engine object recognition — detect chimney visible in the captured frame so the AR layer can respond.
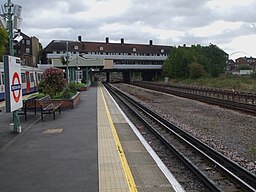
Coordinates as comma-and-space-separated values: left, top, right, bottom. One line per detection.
78, 36, 82, 42
121, 38, 124, 45
106, 37, 109, 44
149, 40, 153, 46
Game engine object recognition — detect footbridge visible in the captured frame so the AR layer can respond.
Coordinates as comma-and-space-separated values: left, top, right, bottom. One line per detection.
50, 56, 164, 83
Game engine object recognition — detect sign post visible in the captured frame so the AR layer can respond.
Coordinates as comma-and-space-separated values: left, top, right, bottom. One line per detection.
1, 0, 23, 133
4, 55, 22, 132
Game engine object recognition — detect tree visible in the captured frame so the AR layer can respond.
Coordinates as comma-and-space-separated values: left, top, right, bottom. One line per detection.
237, 65, 252, 70
203, 44, 228, 77
163, 44, 228, 79
163, 46, 191, 78
41, 68, 66, 97
0, 27, 8, 61
188, 63, 206, 79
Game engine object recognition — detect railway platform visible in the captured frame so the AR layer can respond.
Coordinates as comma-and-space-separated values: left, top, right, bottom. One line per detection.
0, 83, 184, 192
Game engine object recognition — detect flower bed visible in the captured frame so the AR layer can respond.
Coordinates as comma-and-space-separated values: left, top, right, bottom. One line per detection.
52, 92, 81, 109
34, 92, 80, 109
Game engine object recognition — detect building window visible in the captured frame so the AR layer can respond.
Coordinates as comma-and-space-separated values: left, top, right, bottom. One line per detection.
99, 46, 104, 51
133, 48, 136, 52
21, 39, 25, 44
26, 39, 31, 45
161, 49, 164, 53
74, 45, 78, 50
26, 48, 30, 54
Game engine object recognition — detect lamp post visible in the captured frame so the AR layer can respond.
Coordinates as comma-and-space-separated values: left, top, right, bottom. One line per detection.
2, 0, 22, 132
7, 0, 14, 56
66, 42, 69, 83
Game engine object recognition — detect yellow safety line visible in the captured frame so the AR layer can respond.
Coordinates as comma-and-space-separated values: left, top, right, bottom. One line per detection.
100, 85, 138, 192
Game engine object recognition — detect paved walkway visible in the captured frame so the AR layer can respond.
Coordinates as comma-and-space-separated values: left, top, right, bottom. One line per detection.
0, 94, 40, 148
0, 83, 183, 192
0, 85, 98, 192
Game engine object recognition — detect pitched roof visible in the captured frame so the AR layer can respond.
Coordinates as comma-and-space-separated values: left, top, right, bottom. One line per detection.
44, 40, 171, 55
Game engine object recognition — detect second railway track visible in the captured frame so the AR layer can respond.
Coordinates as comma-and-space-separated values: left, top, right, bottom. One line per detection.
132, 81, 256, 115
104, 82, 256, 192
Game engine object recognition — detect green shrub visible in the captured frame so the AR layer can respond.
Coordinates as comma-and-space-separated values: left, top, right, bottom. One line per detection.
62, 87, 72, 99
81, 78, 87, 84
251, 72, 256, 79
68, 82, 77, 94
41, 68, 66, 97
238, 65, 252, 70
38, 81, 44, 93
188, 63, 206, 79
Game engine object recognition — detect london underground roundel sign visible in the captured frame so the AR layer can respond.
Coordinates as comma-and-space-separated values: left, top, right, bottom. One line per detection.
3, 55, 23, 112
11, 72, 22, 103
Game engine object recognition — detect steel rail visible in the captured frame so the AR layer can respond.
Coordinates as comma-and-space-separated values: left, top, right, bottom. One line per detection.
104, 83, 222, 191
133, 81, 256, 105
132, 82, 256, 114
104, 83, 256, 192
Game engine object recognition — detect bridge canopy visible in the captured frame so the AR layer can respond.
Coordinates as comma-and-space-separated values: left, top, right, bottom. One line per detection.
51, 56, 105, 68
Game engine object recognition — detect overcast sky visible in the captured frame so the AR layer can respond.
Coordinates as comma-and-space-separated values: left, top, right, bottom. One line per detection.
2, 0, 256, 60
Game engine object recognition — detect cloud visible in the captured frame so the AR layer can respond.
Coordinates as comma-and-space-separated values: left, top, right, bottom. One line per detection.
4, 0, 255, 58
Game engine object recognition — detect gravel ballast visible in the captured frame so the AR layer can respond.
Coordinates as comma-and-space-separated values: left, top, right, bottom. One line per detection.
113, 83, 256, 174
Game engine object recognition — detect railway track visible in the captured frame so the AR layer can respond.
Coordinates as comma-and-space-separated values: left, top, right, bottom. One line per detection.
131, 81, 256, 115
104, 83, 256, 192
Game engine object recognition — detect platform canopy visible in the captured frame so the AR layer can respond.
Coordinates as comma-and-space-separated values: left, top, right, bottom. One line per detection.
51, 55, 105, 68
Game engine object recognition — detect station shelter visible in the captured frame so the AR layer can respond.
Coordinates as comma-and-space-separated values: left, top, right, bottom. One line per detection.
51, 56, 105, 84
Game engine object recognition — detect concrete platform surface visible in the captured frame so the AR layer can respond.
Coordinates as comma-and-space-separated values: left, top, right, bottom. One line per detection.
0, 86, 98, 192
0, 83, 183, 192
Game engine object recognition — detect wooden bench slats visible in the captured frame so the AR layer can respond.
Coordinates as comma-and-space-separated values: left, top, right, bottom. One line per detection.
18, 96, 37, 121
38, 95, 62, 120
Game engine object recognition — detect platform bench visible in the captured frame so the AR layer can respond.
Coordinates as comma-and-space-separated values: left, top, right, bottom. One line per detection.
18, 96, 37, 121
38, 95, 62, 120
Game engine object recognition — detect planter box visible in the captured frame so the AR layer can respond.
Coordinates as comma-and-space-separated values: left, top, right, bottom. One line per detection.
35, 92, 81, 110
52, 92, 81, 109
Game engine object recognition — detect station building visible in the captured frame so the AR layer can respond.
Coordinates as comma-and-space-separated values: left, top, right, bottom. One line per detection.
41, 37, 172, 82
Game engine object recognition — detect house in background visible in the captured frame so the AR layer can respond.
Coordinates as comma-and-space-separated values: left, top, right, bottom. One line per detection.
227, 59, 237, 71
235, 56, 256, 71
6, 32, 41, 67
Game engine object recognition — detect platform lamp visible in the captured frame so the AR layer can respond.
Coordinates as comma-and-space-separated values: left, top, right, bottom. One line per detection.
66, 42, 69, 83
0, 0, 23, 132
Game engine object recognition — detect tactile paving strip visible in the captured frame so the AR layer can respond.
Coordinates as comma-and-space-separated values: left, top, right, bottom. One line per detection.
98, 85, 130, 192
102, 84, 177, 192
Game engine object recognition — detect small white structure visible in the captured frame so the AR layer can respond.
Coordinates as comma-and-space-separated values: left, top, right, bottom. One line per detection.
239, 70, 253, 75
